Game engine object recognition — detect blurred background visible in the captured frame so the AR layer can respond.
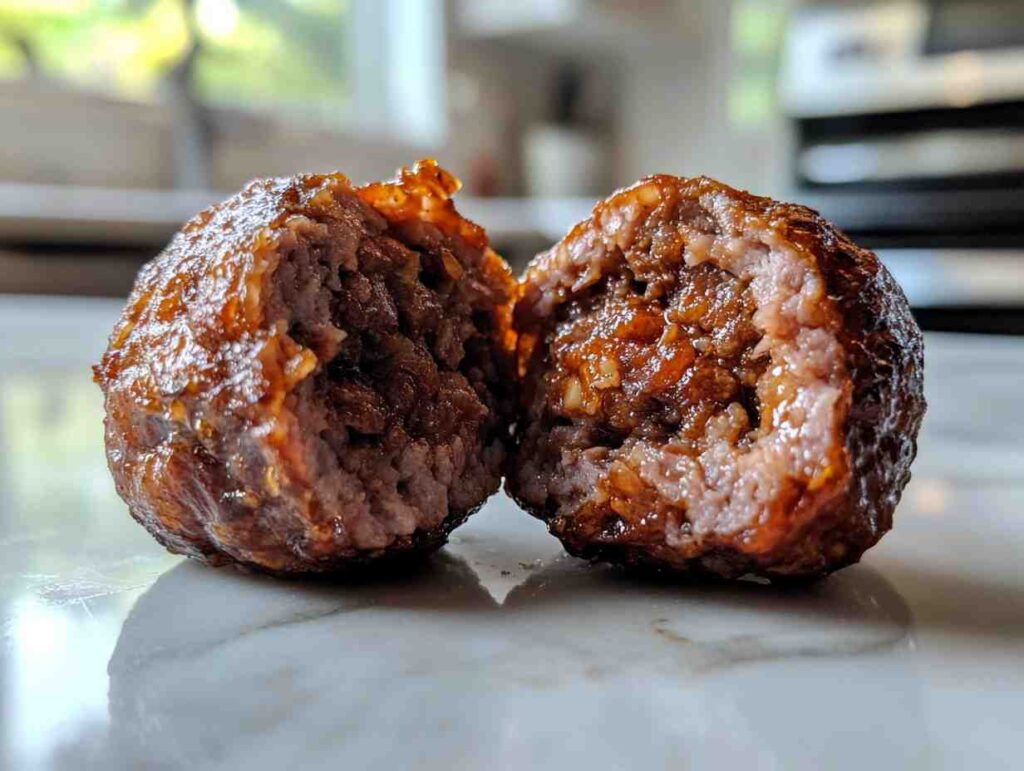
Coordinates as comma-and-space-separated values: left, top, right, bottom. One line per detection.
0, 6, 1022, 768
1, 0, 1023, 331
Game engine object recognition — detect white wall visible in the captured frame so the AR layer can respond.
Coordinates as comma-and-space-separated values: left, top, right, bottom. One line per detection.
616, 0, 791, 198
450, 0, 794, 198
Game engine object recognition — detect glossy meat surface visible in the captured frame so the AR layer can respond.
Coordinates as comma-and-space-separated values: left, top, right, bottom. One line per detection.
508, 176, 925, 579
95, 160, 515, 573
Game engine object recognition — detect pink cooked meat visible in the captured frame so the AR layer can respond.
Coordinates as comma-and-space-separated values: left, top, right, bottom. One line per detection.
508, 175, 925, 580
95, 161, 515, 574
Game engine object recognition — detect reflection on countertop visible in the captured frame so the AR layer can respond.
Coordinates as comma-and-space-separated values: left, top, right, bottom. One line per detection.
0, 296, 1022, 770
88, 549, 914, 771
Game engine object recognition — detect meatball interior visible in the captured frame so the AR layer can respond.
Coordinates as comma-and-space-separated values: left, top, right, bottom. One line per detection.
96, 161, 514, 572
510, 176, 924, 579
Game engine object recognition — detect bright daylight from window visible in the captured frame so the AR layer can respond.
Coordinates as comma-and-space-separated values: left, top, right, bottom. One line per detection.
0, 0, 353, 119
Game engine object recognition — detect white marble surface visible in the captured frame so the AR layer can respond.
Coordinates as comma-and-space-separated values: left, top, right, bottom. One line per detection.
0, 295, 1022, 771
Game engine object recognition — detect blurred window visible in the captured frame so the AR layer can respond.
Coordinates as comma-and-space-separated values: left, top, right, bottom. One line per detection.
728, 0, 789, 130
0, 0, 444, 152
0, 0, 353, 120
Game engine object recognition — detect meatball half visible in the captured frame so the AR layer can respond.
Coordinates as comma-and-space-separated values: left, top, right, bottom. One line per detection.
508, 176, 925, 580
95, 160, 515, 574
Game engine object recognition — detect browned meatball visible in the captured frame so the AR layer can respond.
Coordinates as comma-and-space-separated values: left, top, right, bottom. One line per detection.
508, 175, 925, 580
95, 160, 515, 574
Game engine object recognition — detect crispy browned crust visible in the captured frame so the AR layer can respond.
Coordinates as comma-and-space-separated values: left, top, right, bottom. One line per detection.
507, 175, 925, 580
95, 160, 515, 574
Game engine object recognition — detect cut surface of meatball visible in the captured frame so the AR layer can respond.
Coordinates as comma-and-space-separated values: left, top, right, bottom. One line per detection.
95, 160, 515, 574
508, 175, 925, 580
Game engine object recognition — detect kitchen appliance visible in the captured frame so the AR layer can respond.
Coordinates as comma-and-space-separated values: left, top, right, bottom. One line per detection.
780, 1, 1024, 332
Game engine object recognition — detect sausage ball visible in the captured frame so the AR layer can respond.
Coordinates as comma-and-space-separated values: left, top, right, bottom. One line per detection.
95, 160, 515, 574
508, 175, 925, 580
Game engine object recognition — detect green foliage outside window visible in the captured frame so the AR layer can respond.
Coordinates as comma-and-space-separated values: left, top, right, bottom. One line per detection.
0, 0, 351, 119
729, 0, 789, 130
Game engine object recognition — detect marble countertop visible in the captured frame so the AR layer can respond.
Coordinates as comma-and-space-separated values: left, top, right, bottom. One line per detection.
1, 295, 1021, 771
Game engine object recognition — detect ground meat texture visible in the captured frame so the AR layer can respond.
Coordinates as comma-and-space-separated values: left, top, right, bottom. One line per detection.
95, 160, 515, 574
508, 175, 925, 580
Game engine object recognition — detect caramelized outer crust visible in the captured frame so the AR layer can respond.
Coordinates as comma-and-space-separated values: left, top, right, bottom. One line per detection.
509, 176, 925, 579
94, 160, 515, 573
